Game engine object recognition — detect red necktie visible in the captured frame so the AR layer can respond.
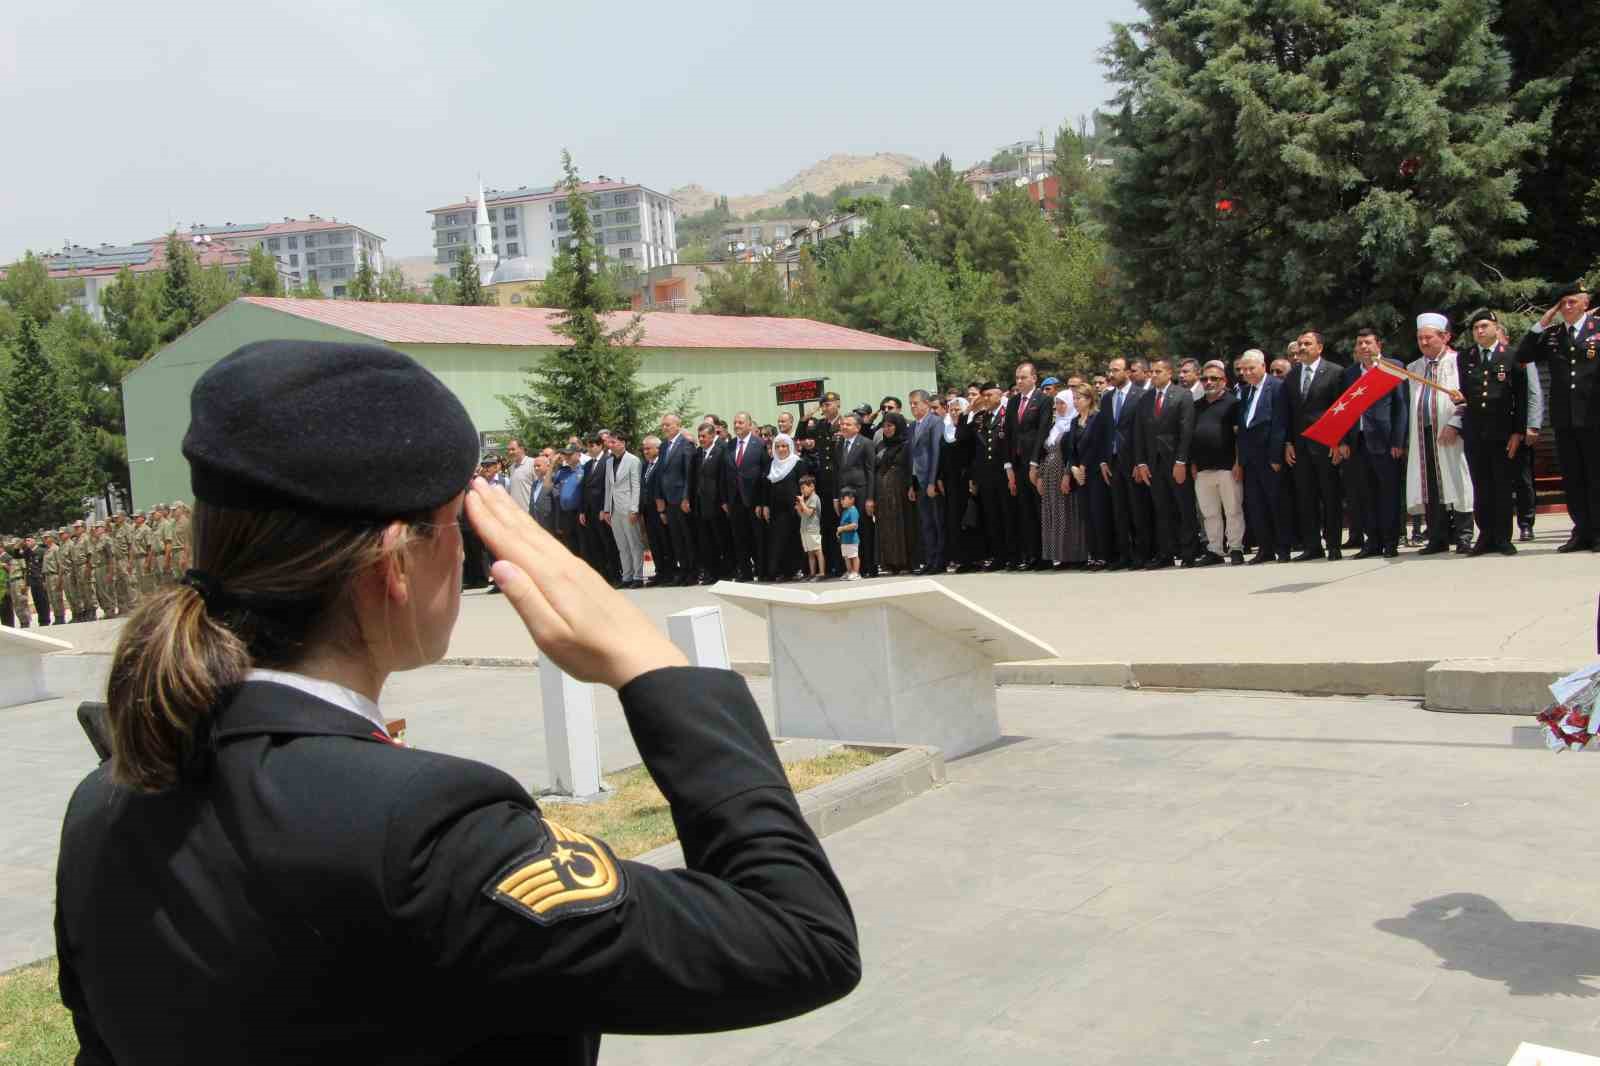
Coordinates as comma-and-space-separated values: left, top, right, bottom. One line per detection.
1155, 389, 1164, 417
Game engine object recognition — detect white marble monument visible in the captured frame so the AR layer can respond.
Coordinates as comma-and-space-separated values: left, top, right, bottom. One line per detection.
667, 605, 732, 670
712, 579, 1055, 758
0, 625, 72, 708
538, 662, 602, 799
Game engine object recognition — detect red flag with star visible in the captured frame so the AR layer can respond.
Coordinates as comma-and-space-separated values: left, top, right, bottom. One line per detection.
1302, 363, 1404, 447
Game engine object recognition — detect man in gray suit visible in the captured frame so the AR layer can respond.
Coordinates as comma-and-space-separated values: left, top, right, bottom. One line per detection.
908, 389, 944, 574
834, 413, 877, 576
602, 430, 646, 589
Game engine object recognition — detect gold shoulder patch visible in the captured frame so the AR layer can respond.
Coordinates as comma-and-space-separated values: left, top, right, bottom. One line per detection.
485, 819, 627, 925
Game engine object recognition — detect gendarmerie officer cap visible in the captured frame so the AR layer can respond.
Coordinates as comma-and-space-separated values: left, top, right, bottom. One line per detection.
1467, 308, 1498, 327
183, 341, 478, 519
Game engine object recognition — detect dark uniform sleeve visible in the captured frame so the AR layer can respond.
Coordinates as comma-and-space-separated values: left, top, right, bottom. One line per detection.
55, 845, 114, 1064
383, 667, 859, 1035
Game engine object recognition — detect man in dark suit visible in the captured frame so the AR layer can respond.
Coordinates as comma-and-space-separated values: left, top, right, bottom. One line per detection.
1097, 357, 1152, 570
722, 412, 769, 582
795, 393, 843, 576
1000, 361, 1049, 570
1341, 329, 1410, 559
1516, 280, 1600, 552
579, 434, 620, 584
1132, 357, 1197, 568
690, 421, 730, 582
834, 412, 877, 575
1236, 349, 1291, 564
964, 385, 1009, 570
1460, 309, 1528, 555
655, 414, 696, 585
1284, 330, 1347, 560
527, 454, 557, 535
908, 389, 944, 574
638, 437, 674, 586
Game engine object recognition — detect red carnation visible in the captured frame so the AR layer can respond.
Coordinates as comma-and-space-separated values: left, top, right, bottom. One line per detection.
1398, 158, 1421, 178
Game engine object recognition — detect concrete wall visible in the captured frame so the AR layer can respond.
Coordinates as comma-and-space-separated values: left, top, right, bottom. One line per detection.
122, 301, 937, 510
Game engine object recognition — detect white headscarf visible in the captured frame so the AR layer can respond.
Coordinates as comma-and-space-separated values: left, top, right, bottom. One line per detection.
943, 397, 968, 443
1044, 395, 1074, 449
767, 433, 800, 482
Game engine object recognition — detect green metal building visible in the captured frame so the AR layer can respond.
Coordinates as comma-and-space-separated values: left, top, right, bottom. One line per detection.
122, 297, 939, 508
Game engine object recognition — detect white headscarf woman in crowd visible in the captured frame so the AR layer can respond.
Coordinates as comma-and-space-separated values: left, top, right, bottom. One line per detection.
762, 434, 807, 581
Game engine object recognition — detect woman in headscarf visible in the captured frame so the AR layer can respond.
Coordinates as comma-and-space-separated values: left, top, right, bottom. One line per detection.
1032, 392, 1078, 569
873, 412, 919, 574
1063, 384, 1104, 569
761, 433, 809, 582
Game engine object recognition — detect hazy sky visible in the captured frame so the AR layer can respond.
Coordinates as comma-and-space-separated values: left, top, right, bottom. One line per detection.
3, 0, 1142, 260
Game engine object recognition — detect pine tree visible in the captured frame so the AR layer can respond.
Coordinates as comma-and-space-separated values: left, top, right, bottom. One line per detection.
453, 247, 486, 306
160, 233, 200, 341
239, 245, 284, 296
694, 259, 790, 316
0, 317, 94, 530
499, 151, 686, 446
349, 248, 378, 301
290, 275, 326, 299
1102, 0, 1556, 359
101, 266, 165, 364
42, 309, 135, 511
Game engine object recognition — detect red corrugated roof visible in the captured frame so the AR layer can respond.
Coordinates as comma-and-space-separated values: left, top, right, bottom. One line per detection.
238, 298, 937, 353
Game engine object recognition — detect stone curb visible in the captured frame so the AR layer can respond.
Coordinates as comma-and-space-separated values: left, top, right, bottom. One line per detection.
1423, 658, 1574, 715
630, 742, 946, 871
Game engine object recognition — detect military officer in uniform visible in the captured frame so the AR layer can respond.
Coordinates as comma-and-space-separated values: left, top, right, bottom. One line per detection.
1, 538, 15, 628
1517, 280, 1600, 552
794, 391, 843, 576
4, 537, 29, 628
42, 530, 65, 625
966, 382, 1012, 570
170, 500, 191, 578
55, 340, 859, 1066
24, 534, 50, 625
134, 510, 158, 596
90, 521, 117, 617
110, 512, 137, 610
71, 520, 98, 623
64, 527, 84, 623
1458, 309, 1528, 555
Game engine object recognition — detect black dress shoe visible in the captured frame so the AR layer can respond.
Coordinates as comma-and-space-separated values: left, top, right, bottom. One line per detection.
1276, 552, 1293, 563
1087, 560, 1107, 572
1195, 552, 1223, 567
1417, 543, 1451, 556
1468, 541, 1494, 557
955, 563, 979, 574
1382, 545, 1399, 558
1293, 550, 1324, 562
1499, 543, 1518, 556
1519, 525, 1535, 542
1145, 558, 1172, 571
1455, 541, 1473, 554
981, 561, 1003, 573
1558, 538, 1586, 553
1353, 547, 1380, 560
1029, 559, 1052, 572
1341, 538, 1362, 550
1246, 552, 1273, 565
1228, 550, 1245, 566
1326, 549, 1342, 561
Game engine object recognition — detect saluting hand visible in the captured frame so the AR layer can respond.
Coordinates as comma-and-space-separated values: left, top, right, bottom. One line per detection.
465, 478, 687, 690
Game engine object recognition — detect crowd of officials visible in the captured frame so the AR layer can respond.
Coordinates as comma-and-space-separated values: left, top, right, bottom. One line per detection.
2, 503, 190, 628
464, 289, 1596, 586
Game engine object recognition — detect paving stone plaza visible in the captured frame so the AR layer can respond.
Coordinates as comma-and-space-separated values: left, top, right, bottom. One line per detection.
5, 526, 1600, 1063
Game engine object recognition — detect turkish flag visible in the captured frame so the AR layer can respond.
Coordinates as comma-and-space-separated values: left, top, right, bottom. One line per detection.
1302, 364, 1403, 447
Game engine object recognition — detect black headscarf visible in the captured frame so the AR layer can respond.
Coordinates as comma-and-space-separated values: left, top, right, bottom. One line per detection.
876, 412, 909, 467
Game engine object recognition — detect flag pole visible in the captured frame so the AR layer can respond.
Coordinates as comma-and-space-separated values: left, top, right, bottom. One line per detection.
1373, 358, 1463, 400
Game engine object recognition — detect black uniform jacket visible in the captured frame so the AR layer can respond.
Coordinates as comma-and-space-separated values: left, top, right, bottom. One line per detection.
1457, 342, 1528, 441
1516, 317, 1600, 429
55, 668, 859, 1065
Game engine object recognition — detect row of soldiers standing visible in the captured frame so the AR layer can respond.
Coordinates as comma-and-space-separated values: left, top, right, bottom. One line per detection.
2, 503, 190, 628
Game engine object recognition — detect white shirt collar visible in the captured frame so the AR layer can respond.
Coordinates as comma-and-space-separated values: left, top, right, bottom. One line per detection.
246, 668, 386, 733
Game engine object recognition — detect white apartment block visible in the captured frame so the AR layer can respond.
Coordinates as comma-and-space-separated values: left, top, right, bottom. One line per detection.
181, 218, 385, 297
428, 179, 677, 277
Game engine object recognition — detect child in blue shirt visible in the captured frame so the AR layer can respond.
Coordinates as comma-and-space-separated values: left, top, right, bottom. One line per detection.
836, 488, 861, 581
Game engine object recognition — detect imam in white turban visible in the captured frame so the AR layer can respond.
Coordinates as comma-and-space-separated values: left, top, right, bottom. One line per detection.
1416, 312, 1450, 332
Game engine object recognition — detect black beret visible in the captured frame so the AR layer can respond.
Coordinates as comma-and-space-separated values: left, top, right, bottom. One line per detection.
183, 340, 478, 519
979, 382, 1001, 391
1558, 279, 1590, 299
1467, 308, 1498, 327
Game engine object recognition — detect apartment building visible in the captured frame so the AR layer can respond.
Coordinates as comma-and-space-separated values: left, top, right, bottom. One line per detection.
160, 218, 385, 296
37, 238, 254, 321
428, 178, 677, 277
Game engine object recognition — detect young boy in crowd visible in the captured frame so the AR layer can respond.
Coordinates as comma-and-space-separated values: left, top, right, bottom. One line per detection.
796, 474, 824, 581
837, 488, 861, 581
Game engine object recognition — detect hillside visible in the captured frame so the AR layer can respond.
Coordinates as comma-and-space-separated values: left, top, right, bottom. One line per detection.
670, 152, 924, 217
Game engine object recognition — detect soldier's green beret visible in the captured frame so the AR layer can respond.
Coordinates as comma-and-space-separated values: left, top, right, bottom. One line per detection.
182, 340, 478, 519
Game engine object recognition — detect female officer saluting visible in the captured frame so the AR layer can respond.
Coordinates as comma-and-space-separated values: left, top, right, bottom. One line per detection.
54, 340, 859, 1064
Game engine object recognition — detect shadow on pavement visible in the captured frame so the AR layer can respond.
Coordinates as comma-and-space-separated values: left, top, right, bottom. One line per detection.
1376, 893, 1600, 997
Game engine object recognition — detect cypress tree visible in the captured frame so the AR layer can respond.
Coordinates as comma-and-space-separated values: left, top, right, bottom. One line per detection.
1103, 0, 1556, 358
160, 233, 200, 341
453, 247, 486, 306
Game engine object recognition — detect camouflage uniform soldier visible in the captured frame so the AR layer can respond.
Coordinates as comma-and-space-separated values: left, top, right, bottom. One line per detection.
135, 511, 159, 597
69, 520, 97, 623
42, 531, 66, 624
170, 501, 191, 578
110, 513, 137, 610
90, 522, 116, 617
154, 505, 176, 585
60, 527, 81, 621
6, 538, 31, 628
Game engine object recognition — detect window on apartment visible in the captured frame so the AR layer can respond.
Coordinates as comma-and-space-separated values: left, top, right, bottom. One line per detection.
447, 233, 460, 244
618, 246, 634, 259
289, 254, 299, 266
333, 285, 346, 297
287, 236, 298, 249
304, 233, 318, 247
488, 208, 497, 221
305, 252, 318, 265
511, 292, 523, 304
554, 201, 568, 215
502, 206, 517, 219
507, 243, 519, 256
267, 238, 281, 250
506, 225, 518, 238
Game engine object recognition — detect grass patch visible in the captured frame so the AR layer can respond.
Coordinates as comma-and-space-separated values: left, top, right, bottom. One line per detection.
0, 959, 75, 1066
3, 745, 887, 1065
545, 745, 887, 859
